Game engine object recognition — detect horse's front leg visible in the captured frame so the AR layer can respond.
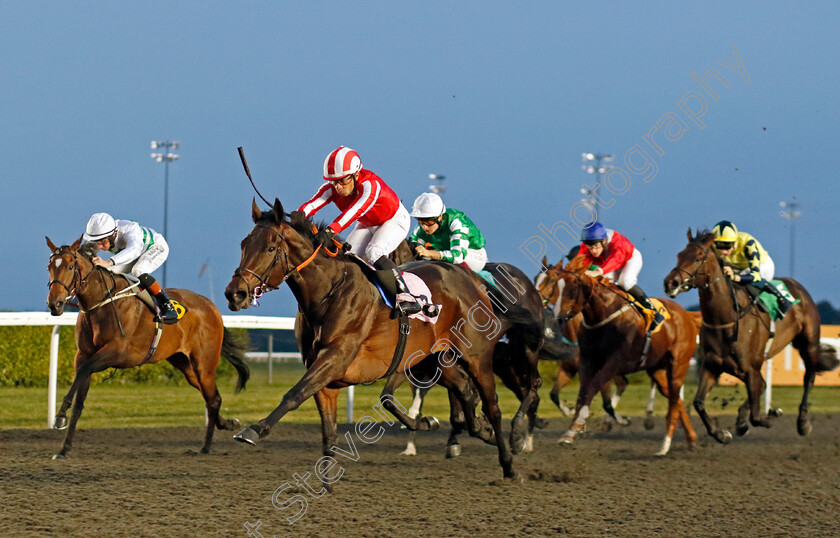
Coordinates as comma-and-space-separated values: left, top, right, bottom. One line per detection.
745, 365, 773, 429
53, 374, 92, 459
693, 364, 732, 444
235, 346, 357, 445
559, 363, 617, 445
378, 366, 439, 433
313, 387, 340, 493
53, 351, 87, 430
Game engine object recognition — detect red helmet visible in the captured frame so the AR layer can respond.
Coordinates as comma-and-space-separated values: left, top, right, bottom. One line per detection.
323, 146, 363, 180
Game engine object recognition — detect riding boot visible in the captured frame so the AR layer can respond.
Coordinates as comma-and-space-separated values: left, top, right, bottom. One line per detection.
627, 285, 664, 333
762, 281, 793, 315
374, 256, 422, 315
138, 273, 179, 324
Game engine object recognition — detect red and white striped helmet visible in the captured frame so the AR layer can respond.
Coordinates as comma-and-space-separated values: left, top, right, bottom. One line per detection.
323, 146, 363, 180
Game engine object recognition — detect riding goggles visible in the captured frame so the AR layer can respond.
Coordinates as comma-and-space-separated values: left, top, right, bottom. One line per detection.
714, 241, 735, 250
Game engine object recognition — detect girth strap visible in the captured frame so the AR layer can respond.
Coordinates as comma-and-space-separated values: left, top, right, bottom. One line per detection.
140, 320, 164, 366
384, 313, 411, 379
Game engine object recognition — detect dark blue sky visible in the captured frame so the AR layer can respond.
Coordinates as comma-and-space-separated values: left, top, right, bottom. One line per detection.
3, 2, 838, 318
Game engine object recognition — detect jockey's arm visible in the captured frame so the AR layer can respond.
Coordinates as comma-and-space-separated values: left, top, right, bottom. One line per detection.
738, 239, 762, 284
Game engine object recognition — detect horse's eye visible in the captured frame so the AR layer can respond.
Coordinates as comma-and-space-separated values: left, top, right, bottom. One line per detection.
267, 246, 276, 253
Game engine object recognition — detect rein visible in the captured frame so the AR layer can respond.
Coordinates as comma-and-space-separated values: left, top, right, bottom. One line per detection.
232, 223, 345, 302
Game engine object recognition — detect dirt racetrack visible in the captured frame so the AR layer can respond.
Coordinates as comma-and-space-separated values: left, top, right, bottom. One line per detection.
2, 413, 840, 537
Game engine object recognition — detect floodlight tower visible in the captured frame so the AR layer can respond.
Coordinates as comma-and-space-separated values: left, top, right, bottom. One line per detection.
580, 152, 614, 213
779, 199, 801, 277
429, 173, 446, 195
150, 140, 180, 287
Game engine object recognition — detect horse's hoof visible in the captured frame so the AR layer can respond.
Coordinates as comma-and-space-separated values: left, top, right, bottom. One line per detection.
445, 444, 462, 458
735, 423, 750, 436
53, 416, 68, 430
510, 434, 526, 455
420, 416, 440, 432
524, 434, 534, 453
797, 419, 813, 436
401, 443, 417, 456
769, 407, 783, 418
715, 430, 733, 444
615, 415, 631, 427
233, 426, 262, 445
200, 446, 211, 454
558, 432, 575, 445
229, 418, 242, 430
643, 417, 655, 430
534, 417, 549, 430
51, 452, 66, 460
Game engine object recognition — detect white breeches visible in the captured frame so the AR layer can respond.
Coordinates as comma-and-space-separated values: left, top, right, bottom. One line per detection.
603, 248, 642, 291
738, 257, 775, 281
346, 203, 411, 262
463, 248, 488, 272
113, 238, 170, 277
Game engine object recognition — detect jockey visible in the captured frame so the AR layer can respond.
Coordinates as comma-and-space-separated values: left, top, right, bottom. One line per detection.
298, 146, 420, 315
712, 220, 793, 313
408, 192, 488, 271
83, 212, 178, 323
579, 221, 664, 332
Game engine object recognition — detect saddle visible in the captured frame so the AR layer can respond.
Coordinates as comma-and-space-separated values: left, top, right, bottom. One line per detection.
345, 254, 440, 323
620, 291, 670, 334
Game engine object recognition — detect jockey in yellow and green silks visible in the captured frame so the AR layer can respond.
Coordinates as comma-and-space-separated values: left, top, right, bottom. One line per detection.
711, 220, 793, 314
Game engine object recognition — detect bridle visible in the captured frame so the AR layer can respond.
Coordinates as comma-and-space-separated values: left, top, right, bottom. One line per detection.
47, 248, 89, 300
669, 242, 722, 292
231, 222, 342, 301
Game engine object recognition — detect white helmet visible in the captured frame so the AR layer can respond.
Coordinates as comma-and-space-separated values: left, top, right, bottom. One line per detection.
84, 213, 117, 242
410, 193, 446, 219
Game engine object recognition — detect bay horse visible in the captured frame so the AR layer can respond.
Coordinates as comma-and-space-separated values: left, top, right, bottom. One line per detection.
396, 261, 547, 458
225, 199, 544, 479
45, 237, 250, 459
663, 229, 838, 442
550, 267, 698, 455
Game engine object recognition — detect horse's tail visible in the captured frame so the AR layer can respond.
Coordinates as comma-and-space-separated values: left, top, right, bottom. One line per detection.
817, 343, 840, 373
222, 328, 251, 392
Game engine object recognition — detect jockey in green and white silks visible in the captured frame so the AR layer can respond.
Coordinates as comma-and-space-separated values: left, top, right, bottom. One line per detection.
83, 212, 179, 323
408, 193, 488, 271
711, 220, 793, 314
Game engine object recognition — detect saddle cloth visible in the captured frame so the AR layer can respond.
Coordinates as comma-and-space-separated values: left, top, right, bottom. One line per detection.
758, 280, 800, 321
376, 272, 440, 324
624, 295, 670, 334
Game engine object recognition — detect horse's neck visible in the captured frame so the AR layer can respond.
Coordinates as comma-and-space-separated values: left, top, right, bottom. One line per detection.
76, 266, 131, 311
286, 255, 358, 318
582, 284, 629, 327
698, 268, 738, 323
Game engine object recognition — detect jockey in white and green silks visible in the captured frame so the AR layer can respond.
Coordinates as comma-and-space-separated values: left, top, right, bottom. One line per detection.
712, 220, 793, 314
408, 193, 488, 271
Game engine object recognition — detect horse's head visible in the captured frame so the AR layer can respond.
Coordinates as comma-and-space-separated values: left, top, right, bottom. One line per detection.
45, 236, 84, 315
534, 262, 562, 309
549, 269, 592, 322
663, 228, 719, 297
225, 198, 321, 311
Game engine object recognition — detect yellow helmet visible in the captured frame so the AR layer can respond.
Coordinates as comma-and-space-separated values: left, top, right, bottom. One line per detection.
712, 220, 738, 242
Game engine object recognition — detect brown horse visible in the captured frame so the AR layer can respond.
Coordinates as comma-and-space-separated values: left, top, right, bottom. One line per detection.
663, 230, 838, 442
225, 199, 544, 479
45, 236, 250, 459
550, 267, 698, 455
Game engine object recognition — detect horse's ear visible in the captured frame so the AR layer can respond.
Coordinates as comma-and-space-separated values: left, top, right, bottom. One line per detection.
251, 198, 262, 223
541, 256, 548, 269
686, 228, 693, 242
46, 236, 58, 252
272, 198, 285, 224
71, 236, 83, 251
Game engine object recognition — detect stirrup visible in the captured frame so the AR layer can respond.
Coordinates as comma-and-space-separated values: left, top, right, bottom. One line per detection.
158, 302, 179, 324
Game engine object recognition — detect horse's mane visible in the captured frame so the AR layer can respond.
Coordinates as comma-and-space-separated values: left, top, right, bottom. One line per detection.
78, 241, 98, 260
692, 229, 714, 244
256, 208, 343, 253
564, 255, 589, 273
